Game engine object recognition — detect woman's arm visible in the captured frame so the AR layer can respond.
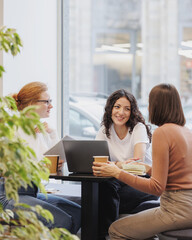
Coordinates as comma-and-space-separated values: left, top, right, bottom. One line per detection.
43, 122, 59, 145
132, 142, 151, 174
119, 141, 148, 169
119, 129, 169, 196
133, 142, 147, 161
125, 123, 151, 164
113, 139, 148, 169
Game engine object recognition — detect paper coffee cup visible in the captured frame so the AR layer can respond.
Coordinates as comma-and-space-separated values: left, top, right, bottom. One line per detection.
45, 155, 59, 175
93, 156, 109, 163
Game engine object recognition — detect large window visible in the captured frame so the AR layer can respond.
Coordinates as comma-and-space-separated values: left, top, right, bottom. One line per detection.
3, 0, 192, 138
63, 0, 192, 137
65, 0, 142, 138
68, 0, 141, 96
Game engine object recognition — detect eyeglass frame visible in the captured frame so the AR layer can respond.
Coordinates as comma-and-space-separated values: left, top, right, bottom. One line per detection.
36, 99, 52, 105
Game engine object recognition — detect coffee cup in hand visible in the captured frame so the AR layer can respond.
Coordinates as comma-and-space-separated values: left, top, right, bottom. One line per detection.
93, 156, 109, 163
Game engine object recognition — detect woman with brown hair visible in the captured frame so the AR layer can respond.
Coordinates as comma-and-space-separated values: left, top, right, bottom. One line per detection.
0, 82, 81, 234
93, 84, 192, 239
12, 81, 59, 161
95, 89, 158, 239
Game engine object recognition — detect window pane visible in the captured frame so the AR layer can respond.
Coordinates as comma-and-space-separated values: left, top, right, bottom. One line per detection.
67, 0, 142, 138
68, 0, 141, 97
65, 0, 192, 137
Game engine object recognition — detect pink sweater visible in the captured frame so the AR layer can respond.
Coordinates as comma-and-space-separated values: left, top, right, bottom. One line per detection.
118, 123, 192, 196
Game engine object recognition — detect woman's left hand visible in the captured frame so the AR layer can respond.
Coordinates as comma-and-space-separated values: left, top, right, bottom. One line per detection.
124, 158, 142, 164
35, 122, 53, 134
43, 122, 53, 134
92, 162, 121, 178
58, 159, 64, 171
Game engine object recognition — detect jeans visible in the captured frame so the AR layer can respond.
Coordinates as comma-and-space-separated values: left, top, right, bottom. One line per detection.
0, 182, 81, 234
98, 178, 158, 238
37, 193, 81, 234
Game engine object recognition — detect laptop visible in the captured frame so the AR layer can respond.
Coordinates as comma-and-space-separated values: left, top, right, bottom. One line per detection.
44, 135, 74, 160
63, 140, 110, 175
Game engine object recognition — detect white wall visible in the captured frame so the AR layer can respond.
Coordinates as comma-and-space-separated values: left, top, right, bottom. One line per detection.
3, 0, 57, 127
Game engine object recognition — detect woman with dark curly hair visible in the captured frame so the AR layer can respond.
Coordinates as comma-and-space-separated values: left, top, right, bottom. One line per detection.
95, 89, 158, 240
98, 89, 152, 165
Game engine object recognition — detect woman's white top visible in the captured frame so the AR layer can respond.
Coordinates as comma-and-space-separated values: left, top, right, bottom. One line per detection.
96, 123, 152, 165
18, 128, 59, 162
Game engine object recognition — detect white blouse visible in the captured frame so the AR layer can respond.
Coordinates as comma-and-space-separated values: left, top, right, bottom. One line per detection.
96, 123, 152, 165
18, 127, 59, 162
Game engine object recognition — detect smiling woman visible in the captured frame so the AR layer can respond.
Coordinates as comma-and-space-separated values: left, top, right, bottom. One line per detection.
94, 89, 158, 239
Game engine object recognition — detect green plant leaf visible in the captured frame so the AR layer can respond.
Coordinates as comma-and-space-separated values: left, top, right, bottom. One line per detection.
0, 65, 5, 78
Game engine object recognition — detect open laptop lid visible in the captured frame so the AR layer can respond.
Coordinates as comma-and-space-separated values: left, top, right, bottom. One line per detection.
44, 135, 74, 160
63, 140, 110, 174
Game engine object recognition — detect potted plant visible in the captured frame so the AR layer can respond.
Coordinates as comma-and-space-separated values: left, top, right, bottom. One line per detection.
0, 26, 79, 240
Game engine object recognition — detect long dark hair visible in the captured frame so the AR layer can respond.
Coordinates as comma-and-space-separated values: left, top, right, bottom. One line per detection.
102, 89, 152, 142
149, 84, 185, 126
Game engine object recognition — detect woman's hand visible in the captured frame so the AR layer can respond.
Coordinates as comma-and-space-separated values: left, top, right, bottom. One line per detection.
124, 158, 142, 164
42, 122, 54, 134
35, 122, 53, 134
122, 158, 152, 175
92, 162, 121, 179
115, 161, 123, 168
114, 159, 142, 168
58, 159, 64, 171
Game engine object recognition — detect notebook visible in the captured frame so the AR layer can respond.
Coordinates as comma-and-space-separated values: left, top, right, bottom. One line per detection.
63, 140, 110, 174
122, 163, 146, 176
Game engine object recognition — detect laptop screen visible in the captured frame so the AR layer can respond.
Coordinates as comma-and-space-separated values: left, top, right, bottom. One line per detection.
63, 140, 110, 174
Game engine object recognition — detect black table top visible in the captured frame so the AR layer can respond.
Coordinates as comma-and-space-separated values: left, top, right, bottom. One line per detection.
49, 171, 113, 182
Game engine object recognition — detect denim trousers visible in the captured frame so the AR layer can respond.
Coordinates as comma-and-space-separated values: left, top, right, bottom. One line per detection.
98, 178, 158, 238
37, 193, 81, 233
109, 189, 192, 240
0, 182, 81, 234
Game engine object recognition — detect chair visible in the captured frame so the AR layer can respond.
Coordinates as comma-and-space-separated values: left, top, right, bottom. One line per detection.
130, 198, 160, 214
119, 198, 160, 218
159, 229, 192, 240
